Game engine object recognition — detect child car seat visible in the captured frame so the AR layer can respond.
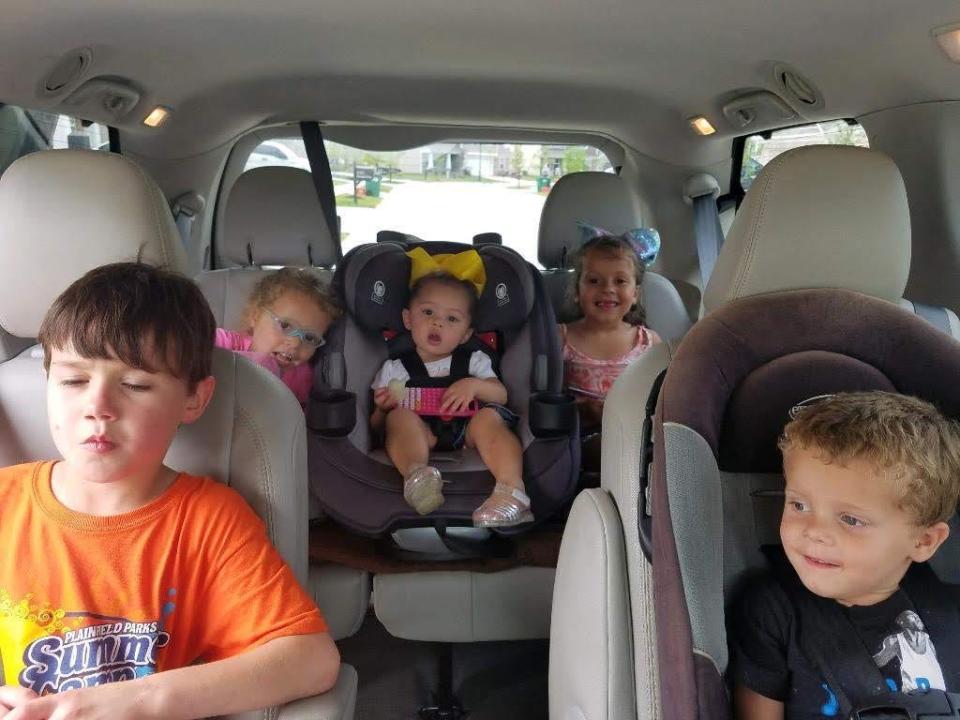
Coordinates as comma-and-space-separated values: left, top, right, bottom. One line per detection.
307, 240, 579, 537
647, 288, 960, 720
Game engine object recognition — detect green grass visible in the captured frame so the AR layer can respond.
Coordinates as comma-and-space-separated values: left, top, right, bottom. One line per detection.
336, 193, 382, 209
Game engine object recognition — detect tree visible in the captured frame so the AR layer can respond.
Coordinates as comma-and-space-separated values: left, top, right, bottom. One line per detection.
562, 146, 587, 175
510, 144, 524, 184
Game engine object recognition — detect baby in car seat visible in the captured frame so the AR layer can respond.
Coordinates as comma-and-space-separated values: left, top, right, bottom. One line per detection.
559, 224, 661, 469
215, 268, 340, 408
370, 248, 532, 528
730, 392, 960, 720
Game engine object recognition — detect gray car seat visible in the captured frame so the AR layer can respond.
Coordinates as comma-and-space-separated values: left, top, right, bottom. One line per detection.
0, 149, 357, 720
549, 145, 936, 720
537, 171, 692, 342
309, 240, 579, 536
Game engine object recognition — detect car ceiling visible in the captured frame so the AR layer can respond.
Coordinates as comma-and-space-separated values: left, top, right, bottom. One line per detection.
4, 0, 960, 167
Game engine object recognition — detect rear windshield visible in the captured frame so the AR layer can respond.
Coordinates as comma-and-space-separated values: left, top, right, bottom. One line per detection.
0, 105, 109, 176
740, 120, 869, 192
243, 139, 614, 265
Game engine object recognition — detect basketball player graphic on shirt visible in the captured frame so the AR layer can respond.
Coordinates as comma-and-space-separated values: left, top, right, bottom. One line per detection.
872, 610, 945, 692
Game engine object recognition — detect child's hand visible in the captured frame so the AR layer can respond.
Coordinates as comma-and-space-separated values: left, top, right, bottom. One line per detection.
0, 686, 37, 715
1, 681, 146, 720
442, 379, 479, 413
373, 387, 399, 412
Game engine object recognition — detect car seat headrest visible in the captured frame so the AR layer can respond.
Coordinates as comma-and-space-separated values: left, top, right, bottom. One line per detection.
537, 171, 643, 269
703, 145, 911, 313
661, 289, 960, 475
223, 166, 338, 267
340, 242, 535, 334
0, 149, 188, 338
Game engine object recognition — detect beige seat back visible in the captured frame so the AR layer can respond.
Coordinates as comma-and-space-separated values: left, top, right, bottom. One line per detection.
0, 149, 356, 720
198, 166, 336, 330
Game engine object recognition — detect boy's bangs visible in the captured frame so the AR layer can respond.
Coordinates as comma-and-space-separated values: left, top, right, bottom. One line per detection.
38, 262, 215, 385
45, 301, 187, 377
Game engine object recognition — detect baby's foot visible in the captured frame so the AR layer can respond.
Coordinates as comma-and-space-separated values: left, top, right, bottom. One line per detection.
403, 464, 445, 515
472, 483, 534, 528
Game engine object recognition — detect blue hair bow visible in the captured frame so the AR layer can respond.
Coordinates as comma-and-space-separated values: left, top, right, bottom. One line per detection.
576, 221, 661, 267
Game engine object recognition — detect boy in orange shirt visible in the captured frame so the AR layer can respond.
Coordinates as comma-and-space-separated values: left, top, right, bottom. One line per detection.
0, 262, 339, 720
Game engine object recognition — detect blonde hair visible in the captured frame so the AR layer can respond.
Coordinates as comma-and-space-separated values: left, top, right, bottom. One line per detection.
779, 391, 960, 526
245, 268, 341, 330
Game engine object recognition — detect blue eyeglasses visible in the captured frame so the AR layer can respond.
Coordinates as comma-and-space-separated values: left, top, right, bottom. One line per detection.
265, 309, 326, 349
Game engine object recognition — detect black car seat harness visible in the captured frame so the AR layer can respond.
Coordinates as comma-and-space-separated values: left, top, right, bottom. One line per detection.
392, 339, 497, 451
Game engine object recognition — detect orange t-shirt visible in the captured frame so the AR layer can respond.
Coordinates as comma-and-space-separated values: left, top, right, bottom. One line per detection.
0, 461, 326, 695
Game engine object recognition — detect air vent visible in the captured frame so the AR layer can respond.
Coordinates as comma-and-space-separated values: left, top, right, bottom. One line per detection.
41, 48, 92, 96
773, 62, 824, 111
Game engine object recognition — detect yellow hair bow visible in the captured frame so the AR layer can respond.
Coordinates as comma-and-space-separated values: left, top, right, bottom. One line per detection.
406, 247, 486, 297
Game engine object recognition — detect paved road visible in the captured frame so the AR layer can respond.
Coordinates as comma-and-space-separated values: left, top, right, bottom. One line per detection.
338, 179, 546, 264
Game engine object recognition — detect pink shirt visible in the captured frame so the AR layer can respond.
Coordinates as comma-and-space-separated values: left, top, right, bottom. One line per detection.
214, 328, 313, 408
560, 324, 661, 400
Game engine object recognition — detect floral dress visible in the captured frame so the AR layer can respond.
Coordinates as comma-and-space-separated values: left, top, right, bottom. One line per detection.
560, 323, 661, 399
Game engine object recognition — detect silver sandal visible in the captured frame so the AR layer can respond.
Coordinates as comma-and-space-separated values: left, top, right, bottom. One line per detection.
403, 464, 445, 515
472, 483, 534, 528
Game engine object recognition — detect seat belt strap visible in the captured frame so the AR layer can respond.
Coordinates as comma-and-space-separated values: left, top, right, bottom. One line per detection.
692, 191, 723, 288
300, 121, 341, 259
683, 174, 724, 288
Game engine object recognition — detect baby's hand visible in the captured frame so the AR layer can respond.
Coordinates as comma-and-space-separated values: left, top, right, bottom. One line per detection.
373, 386, 399, 412
441, 379, 479, 413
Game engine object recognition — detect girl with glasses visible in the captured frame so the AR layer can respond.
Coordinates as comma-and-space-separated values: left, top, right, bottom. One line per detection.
215, 268, 340, 408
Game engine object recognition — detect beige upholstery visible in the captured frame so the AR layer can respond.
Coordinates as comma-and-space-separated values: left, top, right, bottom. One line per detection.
373, 567, 555, 642
0, 149, 188, 339
703, 145, 911, 312
549, 490, 636, 720
550, 342, 673, 720
222, 166, 337, 267
0, 149, 355, 720
538, 171, 692, 341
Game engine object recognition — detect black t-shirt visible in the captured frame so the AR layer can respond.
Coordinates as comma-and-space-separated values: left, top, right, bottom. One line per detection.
729, 575, 949, 720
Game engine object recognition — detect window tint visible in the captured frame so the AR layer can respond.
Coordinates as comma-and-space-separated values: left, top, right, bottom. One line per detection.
740, 120, 869, 192
243, 139, 613, 265
0, 105, 109, 177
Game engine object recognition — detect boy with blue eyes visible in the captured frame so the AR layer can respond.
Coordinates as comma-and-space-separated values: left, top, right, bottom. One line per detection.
731, 392, 960, 720
370, 270, 531, 527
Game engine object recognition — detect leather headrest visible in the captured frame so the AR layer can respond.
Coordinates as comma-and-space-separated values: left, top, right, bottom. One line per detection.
223, 166, 338, 267
703, 145, 911, 313
0, 149, 188, 338
537, 171, 643, 268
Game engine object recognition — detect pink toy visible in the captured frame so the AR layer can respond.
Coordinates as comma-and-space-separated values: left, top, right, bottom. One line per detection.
399, 387, 479, 417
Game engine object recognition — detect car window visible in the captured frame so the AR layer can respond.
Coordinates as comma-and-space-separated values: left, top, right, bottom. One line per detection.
740, 120, 869, 192
0, 105, 109, 177
243, 139, 614, 265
